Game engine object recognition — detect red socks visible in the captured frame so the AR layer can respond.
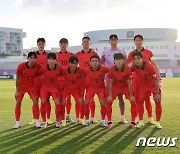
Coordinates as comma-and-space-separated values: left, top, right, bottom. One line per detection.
15, 104, 21, 121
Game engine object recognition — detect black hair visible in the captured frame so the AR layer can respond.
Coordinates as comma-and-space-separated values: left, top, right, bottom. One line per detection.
90, 55, 100, 61
69, 56, 78, 63
113, 53, 124, 60
134, 34, 144, 41
37, 38, 46, 44
27, 52, 37, 59
47, 53, 57, 60
59, 38, 69, 44
132, 51, 143, 59
109, 34, 118, 40
82, 36, 90, 41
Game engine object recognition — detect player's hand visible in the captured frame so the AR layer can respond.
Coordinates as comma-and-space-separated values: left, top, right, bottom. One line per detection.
107, 95, 112, 102
130, 95, 135, 102
15, 90, 20, 98
154, 93, 161, 102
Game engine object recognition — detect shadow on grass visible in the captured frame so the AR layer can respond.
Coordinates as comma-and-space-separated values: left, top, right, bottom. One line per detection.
12, 124, 84, 154
92, 124, 150, 154
0, 123, 78, 153
46, 123, 122, 153
132, 128, 159, 154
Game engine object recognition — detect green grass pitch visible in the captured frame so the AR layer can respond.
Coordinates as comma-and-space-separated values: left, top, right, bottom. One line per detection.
0, 78, 180, 154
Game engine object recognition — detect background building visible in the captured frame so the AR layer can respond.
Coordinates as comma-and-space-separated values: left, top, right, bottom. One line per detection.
0, 27, 26, 56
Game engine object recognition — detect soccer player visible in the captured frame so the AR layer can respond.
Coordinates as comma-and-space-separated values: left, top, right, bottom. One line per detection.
56, 38, 74, 122
75, 36, 98, 123
39, 53, 62, 128
101, 34, 127, 124
61, 56, 85, 126
131, 51, 162, 129
84, 55, 108, 127
29, 38, 53, 125
106, 53, 137, 128
127, 34, 161, 124
14, 52, 40, 129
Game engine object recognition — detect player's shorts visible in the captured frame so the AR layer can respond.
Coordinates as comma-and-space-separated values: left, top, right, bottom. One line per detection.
15, 87, 38, 101
85, 87, 106, 101
40, 86, 61, 100
62, 88, 83, 101
58, 76, 65, 92
112, 87, 130, 100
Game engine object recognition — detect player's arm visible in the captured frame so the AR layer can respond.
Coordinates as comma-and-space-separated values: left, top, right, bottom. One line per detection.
108, 78, 113, 102
154, 78, 161, 102
127, 79, 135, 102
100, 51, 105, 66
151, 60, 161, 80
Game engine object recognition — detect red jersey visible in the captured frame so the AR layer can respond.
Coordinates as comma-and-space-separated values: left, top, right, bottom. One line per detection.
36, 51, 48, 66
131, 62, 157, 86
56, 51, 74, 69
39, 64, 63, 87
108, 65, 131, 88
75, 49, 98, 70
85, 66, 109, 89
127, 48, 154, 66
16, 62, 40, 89
62, 67, 85, 89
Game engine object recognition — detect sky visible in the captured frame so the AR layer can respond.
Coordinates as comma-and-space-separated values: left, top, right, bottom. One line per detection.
0, 0, 180, 49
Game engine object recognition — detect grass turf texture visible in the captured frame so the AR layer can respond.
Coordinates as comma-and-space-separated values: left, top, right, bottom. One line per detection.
0, 78, 180, 154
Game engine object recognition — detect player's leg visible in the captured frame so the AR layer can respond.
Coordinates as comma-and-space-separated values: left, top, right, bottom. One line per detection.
90, 99, 98, 123
46, 97, 53, 124
66, 96, 73, 122
153, 89, 162, 129
84, 89, 94, 126
98, 89, 107, 127
118, 95, 127, 124
145, 96, 155, 124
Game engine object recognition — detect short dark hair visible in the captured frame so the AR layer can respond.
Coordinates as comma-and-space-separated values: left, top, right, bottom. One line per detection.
109, 34, 118, 40
90, 55, 100, 61
134, 35, 143, 41
47, 53, 57, 60
69, 56, 78, 63
82, 36, 90, 41
59, 38, 69, 44
114, 53, 124, 60
132, 51, 143, 59
37, 38, 45, 44
27, 52, 37, 59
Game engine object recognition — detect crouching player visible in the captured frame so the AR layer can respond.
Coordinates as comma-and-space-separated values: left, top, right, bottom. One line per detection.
39, 53, 62, 128
61, 56, 85, 126
14, 52, 41, 129
84, 55, 109, 127
106, 53, 137, 128
131, 51, 162, 128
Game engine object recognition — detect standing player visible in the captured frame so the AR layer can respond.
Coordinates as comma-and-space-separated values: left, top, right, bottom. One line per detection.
14, 52, 40, 129
39, 53, 62, 128
75, 36, 98, 123
131, 52, 162, 128
29, 38, 53, 125
56, 38, 74, 122
101, 34, 127, 124
61, 56, 85, 126
107, 53, 137, 128
127, 34, 161, 124
84, 55, 108, 127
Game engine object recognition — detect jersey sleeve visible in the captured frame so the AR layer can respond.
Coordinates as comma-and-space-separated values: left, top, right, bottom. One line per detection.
148, 64, 157, 79
16, 64, 23, 77
149, 51, 155, 61
127, 52, 133, 68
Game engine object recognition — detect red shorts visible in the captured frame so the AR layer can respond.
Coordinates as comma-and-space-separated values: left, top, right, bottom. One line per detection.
40, 86, 61, 100
112, 87, 130, 100
16, 87, 38, 101
62, 88, 82, 101
58, 76, 65, 92
85, 87, 106, 101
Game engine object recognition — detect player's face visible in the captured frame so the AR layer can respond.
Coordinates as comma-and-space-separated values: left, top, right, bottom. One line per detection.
28, 56, 37, 65
37, 41, 45, 50
134, 38, 143, 48
82, 39, 90, 49
90, 58, 100, 69
114, 59, 124, 67
133, 56, 143, 66
109, 38, 118, 47
47, 57, 56, 65
60, 43, 68, 51
69, 61, 78, 71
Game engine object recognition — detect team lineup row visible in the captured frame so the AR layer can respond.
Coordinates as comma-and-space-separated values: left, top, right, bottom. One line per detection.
14, 34, 162, 129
